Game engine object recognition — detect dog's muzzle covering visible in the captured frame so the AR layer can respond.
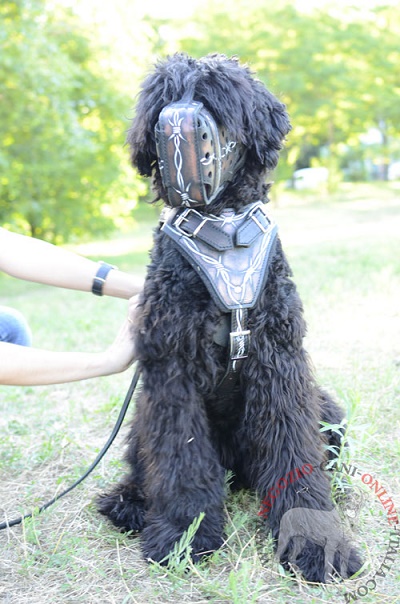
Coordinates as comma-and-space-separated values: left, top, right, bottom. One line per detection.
155, 101, 246, 208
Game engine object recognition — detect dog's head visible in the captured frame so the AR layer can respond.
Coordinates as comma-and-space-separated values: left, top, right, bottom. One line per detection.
127, 53, 291, 209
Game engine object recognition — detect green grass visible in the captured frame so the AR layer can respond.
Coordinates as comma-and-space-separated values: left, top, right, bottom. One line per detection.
0, 183, 399, 603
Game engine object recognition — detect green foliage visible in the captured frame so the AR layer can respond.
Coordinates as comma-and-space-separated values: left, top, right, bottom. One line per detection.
2, 0, 400, 243
0, 0, 143, 242
160, 0, 400, 181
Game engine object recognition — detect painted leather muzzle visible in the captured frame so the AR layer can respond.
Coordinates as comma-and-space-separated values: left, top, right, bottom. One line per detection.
155, 101, 246, 208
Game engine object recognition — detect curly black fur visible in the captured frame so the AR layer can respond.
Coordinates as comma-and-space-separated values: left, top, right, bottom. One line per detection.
97, 53, 362, 582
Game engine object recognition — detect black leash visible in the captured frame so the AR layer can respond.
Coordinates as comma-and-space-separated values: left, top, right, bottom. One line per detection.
0, 366, 141, 531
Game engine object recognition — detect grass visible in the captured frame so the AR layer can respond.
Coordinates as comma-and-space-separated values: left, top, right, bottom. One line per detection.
0, 182, 399, 603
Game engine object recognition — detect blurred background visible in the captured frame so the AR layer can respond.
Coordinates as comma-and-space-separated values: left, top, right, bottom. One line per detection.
1, 0, 399, 243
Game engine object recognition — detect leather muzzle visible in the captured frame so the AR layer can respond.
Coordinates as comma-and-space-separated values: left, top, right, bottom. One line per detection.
155, 101, 245, 208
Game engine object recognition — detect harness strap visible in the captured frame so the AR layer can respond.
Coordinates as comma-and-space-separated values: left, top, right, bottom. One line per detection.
216, 308, 251, 395
173, 208, 233, 251
236, 204, 272, 247
171, 204, 272, 251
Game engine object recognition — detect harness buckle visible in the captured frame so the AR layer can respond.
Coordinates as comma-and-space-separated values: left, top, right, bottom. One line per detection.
248, 205, 270, 234
192, 217, 209, 237
173, 208, 210, 238
173, 209, 193, 236
229, 329, 251, 361
173, 208, 203, 237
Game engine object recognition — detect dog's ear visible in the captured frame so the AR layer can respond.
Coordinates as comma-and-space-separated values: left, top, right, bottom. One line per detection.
246, 79, 292, 172
126, 54, 201, 177
126, 103, 158, 177
126, 68, 168, 177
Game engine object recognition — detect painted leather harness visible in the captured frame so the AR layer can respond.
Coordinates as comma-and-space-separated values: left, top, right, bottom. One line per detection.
161, 200, 278, 393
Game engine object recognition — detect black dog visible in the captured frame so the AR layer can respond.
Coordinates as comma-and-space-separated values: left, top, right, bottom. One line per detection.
98, 53, 362, 582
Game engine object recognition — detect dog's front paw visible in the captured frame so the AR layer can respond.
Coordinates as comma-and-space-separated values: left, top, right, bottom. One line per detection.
97, 487, 146, 533
279, 540, 363, 583
274, 506, 363, 582
141, 513, 224, 565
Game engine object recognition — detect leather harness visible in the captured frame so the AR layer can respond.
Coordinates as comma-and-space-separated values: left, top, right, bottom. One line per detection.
161, 201, 278, 394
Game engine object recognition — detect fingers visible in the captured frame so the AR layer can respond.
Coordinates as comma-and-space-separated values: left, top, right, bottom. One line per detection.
104, 295, 141, 374
127, 293, 141, 326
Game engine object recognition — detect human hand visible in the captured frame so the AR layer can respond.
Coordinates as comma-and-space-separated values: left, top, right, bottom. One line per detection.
102, 295, 140, 374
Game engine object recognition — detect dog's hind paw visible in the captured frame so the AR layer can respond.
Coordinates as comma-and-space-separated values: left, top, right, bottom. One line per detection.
97, 489, 146, 533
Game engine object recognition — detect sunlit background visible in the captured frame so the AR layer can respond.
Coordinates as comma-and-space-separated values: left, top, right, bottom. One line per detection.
1, 0, 399, 242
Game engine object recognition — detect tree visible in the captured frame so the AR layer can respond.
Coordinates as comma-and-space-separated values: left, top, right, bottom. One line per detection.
0, 0, 142, 242
157, 0, 400, 183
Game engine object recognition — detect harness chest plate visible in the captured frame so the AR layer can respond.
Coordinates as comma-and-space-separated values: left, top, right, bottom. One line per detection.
161, 201, 277, 312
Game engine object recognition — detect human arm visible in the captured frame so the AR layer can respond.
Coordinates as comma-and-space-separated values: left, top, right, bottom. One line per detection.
0, 297, 139, 386
0, 227, 143, 299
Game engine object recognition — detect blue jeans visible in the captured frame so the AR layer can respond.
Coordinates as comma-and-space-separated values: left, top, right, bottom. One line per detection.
0, 306, 32, 346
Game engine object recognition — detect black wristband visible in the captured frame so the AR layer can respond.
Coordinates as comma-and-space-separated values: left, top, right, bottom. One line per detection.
92, 262, 116, 296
